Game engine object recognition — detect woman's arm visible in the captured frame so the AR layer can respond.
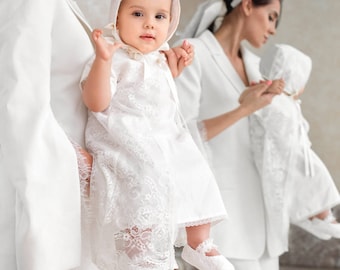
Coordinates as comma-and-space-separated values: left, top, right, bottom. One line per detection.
177, 60, 282, 142
203, 81, 277, 139
204, 79, 284, 140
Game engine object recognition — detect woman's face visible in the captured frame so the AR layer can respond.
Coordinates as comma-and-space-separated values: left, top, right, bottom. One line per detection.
244, 0, 281, 48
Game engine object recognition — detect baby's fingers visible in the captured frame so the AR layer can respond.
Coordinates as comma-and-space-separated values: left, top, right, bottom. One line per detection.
92, 29, 103, 41
267, 79, 284, 94
111, 42, 123, 51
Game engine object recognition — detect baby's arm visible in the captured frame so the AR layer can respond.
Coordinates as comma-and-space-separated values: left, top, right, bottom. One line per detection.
162, 40, 194, 78
82, 29, 122, 112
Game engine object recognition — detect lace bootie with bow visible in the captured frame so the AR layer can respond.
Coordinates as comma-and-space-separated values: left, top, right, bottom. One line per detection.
181, 239, 235, 270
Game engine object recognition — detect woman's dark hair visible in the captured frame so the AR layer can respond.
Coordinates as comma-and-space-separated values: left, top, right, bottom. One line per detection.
224, 0, 283, 26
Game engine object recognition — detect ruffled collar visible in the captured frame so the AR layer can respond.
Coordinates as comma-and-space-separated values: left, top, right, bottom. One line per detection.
118, 44, 170, 73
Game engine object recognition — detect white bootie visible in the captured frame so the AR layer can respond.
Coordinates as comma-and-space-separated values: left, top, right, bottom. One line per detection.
181, 239, 235, 270
295, 212, 340, 240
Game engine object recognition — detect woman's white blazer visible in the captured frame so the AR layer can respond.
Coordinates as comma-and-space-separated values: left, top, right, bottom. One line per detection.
0, 1, 94, 269
175, 30, 287, 259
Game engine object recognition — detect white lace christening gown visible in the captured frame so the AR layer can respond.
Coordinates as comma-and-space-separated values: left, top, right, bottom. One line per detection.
250, 94, 340, 250
82, 48, 227, 270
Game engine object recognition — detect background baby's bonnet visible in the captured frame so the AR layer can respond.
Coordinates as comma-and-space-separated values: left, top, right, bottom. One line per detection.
260, 44, 312, 96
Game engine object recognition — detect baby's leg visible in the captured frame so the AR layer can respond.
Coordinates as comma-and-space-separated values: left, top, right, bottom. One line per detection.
313, 209, 333, 220
186, 223, 218, 256
295, 209, 340, 240
181, 223, 235, 270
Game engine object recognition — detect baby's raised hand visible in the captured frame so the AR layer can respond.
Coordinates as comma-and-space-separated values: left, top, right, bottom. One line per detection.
175, 40, 194, 67
92, 29, 122, 61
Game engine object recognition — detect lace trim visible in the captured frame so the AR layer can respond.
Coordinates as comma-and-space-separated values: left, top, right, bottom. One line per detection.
196, 238, 218, 255
70, 140, 93, 221
71, 141, 91, 194
180, 215, 226, 228
197, 121, 208, 141
174, 215, 226, 248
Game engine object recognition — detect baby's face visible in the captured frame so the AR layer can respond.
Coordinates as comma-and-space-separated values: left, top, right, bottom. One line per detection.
117, 0, 171, 54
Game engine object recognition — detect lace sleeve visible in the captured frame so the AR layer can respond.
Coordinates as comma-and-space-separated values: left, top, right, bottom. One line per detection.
197, 120, 208, 141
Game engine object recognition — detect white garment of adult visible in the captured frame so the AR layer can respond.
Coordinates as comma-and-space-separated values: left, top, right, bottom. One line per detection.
0, 0, 94, 269
174, 30, 281, 268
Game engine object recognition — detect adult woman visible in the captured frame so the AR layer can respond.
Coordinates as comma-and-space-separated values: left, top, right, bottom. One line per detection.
174, 0, 283, 269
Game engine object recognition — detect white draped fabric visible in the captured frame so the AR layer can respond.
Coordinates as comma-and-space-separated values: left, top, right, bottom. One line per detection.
0, 0, 96, 269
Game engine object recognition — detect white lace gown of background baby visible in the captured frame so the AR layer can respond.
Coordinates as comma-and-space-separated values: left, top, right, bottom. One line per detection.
82, 47, 227, 270
250, 44, 340, 252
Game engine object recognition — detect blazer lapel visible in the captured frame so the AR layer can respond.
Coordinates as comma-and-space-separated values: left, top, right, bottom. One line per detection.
241, 46, 262, 84
200, 31, 263, 94
200, 31, 246, 95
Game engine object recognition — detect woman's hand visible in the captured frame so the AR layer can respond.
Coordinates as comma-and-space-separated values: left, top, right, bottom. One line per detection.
162, 40, 194, 78
238, 79, 283, 115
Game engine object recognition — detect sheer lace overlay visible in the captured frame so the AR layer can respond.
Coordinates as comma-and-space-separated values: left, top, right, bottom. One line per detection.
86, 55, 176, 269
70, 140, 92, 217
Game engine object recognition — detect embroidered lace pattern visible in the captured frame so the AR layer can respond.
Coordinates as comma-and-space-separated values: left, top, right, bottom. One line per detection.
84, 50, 179, 269
250, 99, 296, 218
195, 238, 218, 255
250, 96, 313, 239
70, 140, 92, 218
197, 121, 208, 141
70, 140, 95, 267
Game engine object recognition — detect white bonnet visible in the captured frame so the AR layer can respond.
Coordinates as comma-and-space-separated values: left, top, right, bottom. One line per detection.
106, 0, 180, 43
260, 44, 312, 95
177, 0, 242, 39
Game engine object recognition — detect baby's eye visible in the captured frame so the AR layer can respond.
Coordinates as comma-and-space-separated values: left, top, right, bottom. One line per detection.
155, 14, 167, 20
132, 11, 143, 17
269, 15, 274, 22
